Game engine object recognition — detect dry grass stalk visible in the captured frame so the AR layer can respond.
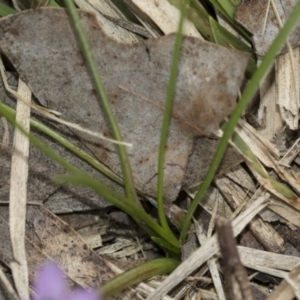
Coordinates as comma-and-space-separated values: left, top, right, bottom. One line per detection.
124, 0, 203, 38
271, 0, 300, 130
9, 79, 31, 299
135, 283, 175, 300
103, 258, 176, 299
235, 135, 300, 227
194, 218, 226, 300
235, 121, 299, 192
187, 186, 233, 220
260, 0, 300, 132
275, 48, 300, 130
237, 119, 280, 162
216, 167, 284, 252
74, 0, 141, 42
238, 246, 300, 276
97, 237, 143, 258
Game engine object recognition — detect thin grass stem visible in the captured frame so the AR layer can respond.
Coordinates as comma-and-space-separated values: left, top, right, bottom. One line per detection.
157, 0, 189, 240
100, 258, 179, 298
63, 0, 140, 208
1, 102, 124, 186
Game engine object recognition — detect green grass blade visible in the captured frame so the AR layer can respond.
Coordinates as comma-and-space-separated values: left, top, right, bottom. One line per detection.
180, 0, 300, 244
0, 4, 16, 16
63, 0, 140, 208
47, 0, 61, 7
0, 102, 76, 172
170, 0, 215, 41
205, 0, 251, 44
100, 258, 179, 298
187, 0, 252, 50
0, 101, 130, 202
209, 16, 223, 45
151, 236, 180, 257
55, 173, 129, 206
0, 102, 123, 186
157, 0, 188, 241
217, 24, 252, 53
209, 0, 240, 20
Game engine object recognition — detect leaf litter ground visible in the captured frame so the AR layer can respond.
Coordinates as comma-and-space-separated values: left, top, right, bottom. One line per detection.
0, 2, 300, 300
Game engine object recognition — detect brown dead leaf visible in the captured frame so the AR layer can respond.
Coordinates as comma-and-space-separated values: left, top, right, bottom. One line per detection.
235, 0, 300, 56
0, 7, 248, 202
0, 73, 122, 213
184, 137, 242, 193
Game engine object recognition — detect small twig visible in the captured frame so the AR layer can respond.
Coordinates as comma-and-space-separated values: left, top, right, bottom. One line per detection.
9, 79, 31, 300
216, 217, 254, 300
194, 220, 226, 300
207, 193, 219, 238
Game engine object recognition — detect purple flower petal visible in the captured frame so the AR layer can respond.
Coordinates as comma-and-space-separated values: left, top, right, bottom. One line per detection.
66, 289, 100, 300
32, 261, 68, 300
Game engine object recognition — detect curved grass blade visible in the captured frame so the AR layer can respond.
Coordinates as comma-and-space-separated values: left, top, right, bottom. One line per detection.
100, 258, 179, 298
209, 0, 240, 20
151, 236, 180, 257
203, 0, 251, 43
0, 4, 16, 16
170, 0, 215, 40
156, 0, 189, 242
0, 102, 125, 202
209, 15, 223, 45
1, 102, 124, 186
